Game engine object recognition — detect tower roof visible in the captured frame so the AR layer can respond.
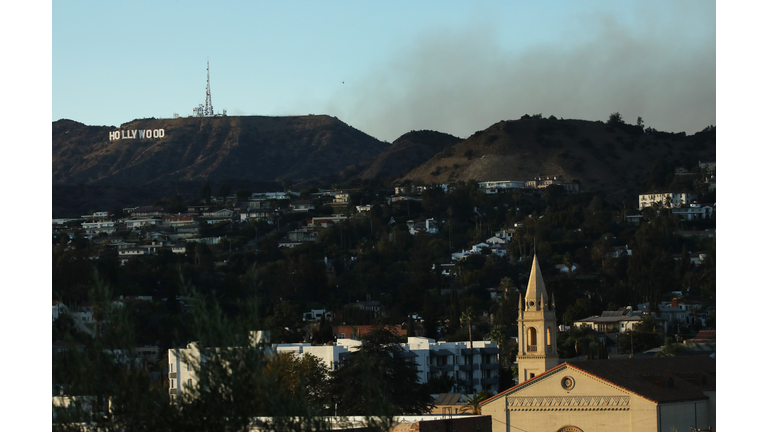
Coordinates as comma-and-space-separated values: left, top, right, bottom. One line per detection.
525, 254, 548, 303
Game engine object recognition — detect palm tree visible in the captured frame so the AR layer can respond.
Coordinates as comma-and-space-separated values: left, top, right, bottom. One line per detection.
460, 391, 488, 415
461, 307, 476, 351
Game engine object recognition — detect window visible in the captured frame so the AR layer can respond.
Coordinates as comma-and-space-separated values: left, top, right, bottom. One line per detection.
527, 328, 538, 352
171, 379, 174, 388
187, 362, 190, 371
188, 379, 192, 388
170, 364, 173, 372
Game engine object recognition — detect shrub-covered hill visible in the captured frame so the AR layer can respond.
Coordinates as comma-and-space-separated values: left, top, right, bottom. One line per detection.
397, 117, 716, 200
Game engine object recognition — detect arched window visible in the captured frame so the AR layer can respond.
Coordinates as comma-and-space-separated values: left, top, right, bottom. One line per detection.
527, 327, 537, 352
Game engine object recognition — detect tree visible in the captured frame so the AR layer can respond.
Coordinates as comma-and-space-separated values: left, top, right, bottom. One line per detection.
261, 352, 330, 410
460, 391, 489, 415
236, 189, 252, 202
636, 116, 644, 128
460, 306, 476, 351
53, 270, 394, 432
607, 112, 624, 125
327, 325, 433, 416
218, 183, 231, 198
200, 183, 211, 204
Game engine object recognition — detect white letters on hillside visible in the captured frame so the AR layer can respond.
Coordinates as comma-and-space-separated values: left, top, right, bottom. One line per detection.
109, 129, 165, 141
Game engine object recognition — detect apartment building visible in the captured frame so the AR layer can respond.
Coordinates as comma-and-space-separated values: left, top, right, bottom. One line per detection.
168, 336, 500, 400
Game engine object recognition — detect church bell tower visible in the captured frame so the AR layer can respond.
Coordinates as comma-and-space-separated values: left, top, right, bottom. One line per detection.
517, 254, 559, 384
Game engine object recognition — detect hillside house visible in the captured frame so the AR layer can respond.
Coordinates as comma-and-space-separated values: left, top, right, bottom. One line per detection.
407, 218, 439, 235
124, 218, 160, 229
346, 300, 383, 319
289, 200, 315, 212
81, 220, 117, 236
287, 227, 318, 242
240, 207, 279, 222
525, 176, 579, 193
187, 205, 212, 213
574, 310, 642, 334
494, 228, 516, 242
163, 214, 197, 227
303, 309, 333, 321
249, 192, 294, 201
81, 211, 111, 221
311, 215, 347, 228
131, 206, 167, 219
670, 203, 714, 220
638, 192, 698, 209
606, 245, 632, 258
277, 240, 303, 248
478, 180, 525, 194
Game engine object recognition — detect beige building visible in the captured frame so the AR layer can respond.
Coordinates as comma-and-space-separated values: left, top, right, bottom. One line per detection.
487, 254, 716, 432
517, 254, 560, 383
481, 356, 715, 432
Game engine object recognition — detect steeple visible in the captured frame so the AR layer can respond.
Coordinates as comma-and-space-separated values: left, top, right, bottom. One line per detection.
517, 253, 559, 384
524, 254, 548, 310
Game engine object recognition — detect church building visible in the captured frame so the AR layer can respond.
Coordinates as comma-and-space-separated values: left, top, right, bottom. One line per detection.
481, 255, 716, 432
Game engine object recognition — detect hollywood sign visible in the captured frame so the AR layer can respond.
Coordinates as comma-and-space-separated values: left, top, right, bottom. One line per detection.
109, 129, 166, 141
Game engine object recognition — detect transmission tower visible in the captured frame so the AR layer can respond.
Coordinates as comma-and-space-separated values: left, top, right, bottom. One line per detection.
204, 59, 213, 117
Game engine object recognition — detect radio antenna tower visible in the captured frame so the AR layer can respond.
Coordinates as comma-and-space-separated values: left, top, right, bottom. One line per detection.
204, 58, 213, 117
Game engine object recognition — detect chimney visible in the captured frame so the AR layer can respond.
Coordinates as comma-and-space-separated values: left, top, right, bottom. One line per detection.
671, 298, 678, 308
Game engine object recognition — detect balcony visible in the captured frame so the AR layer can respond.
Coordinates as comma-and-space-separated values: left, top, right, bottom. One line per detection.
459, 379, 476, 388
527, 345, 537, 352
429, 364, 454, 373
169, 388, 177, 395
481, 377, 499, 385
480, 363, 499, 370
169, 372, 177, 379
458, 364, 477, 372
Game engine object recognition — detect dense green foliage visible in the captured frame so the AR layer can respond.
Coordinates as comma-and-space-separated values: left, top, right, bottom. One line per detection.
53, 162, 715, 427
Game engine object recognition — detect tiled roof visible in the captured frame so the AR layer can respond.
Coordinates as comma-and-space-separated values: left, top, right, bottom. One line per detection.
432, 393, 466, 405
566, 357, 715, 403
482, 356, 715, 406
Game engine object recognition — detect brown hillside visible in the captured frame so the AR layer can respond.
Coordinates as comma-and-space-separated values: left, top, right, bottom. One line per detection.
52, 115, 388, 187
399, 118, 715, 200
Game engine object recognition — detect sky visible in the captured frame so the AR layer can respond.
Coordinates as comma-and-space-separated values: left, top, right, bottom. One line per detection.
52, 1, 716, 142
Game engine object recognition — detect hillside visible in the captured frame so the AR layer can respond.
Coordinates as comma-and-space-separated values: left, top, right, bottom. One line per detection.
322, 130, 463, 185
53, 115, 388, 187
358, 130, 463, 180
397, 117, 716, 200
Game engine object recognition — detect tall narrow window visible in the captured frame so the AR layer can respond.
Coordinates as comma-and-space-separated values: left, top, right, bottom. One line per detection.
546, 328, 553, 353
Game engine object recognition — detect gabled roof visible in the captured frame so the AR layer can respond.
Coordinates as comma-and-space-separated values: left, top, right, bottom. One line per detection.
481, 356, 715, 407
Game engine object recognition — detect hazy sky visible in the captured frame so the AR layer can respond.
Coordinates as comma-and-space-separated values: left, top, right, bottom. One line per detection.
53, 1, 715, 142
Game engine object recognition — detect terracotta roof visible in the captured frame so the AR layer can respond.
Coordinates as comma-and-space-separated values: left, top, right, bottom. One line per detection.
482, 356, 715, 406
694, 330, 716, 339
